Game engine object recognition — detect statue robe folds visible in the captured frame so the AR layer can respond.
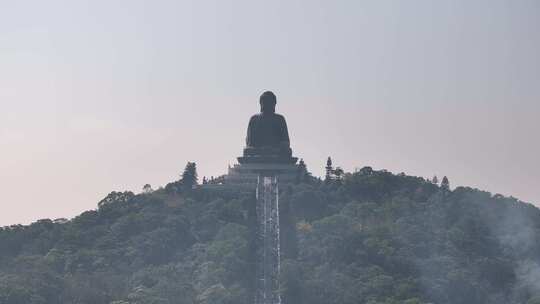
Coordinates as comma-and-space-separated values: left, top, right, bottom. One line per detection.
246, 113, 290, 148
239, 113, 296, 164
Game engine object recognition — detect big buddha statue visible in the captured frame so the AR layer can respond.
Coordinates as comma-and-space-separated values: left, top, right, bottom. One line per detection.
238, 91, 298, 164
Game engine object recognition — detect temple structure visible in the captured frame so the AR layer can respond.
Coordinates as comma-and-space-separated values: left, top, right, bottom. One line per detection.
226, 91, 300, 185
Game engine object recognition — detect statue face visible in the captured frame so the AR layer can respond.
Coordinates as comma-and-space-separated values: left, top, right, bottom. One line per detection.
260, 91, 277, 114
260, 100, 276, 114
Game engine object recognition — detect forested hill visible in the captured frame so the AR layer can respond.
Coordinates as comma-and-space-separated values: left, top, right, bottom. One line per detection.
1, 167, 540, 304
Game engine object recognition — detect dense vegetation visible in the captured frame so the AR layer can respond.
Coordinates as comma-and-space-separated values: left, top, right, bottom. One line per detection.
1, 165, 540, 304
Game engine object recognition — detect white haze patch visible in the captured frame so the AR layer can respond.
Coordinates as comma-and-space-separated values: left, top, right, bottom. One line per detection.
490, 200, 540, 296
402, 192, 540, 303
516, 260, 540, 295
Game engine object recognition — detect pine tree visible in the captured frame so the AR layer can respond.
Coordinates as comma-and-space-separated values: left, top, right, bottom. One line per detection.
325, 157, 333, 182
441, 176, 450, 191
296, 159, 308, 183
432, 175, 439, 185
182, 162, 198, 190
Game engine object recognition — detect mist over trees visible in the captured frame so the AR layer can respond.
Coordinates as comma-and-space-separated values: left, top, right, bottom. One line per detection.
1, 164, 539, 304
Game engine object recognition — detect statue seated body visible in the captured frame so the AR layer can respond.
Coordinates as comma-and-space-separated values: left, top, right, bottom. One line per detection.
237, 91, 298, 164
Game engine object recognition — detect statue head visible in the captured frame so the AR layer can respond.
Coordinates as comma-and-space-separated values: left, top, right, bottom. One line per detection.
260, 91, 277, 114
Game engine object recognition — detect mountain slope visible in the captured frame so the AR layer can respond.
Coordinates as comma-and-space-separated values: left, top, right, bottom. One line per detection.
1, 167, 539, 304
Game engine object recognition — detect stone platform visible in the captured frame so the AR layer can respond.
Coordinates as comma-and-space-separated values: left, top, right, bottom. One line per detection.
225, 162, 300, 185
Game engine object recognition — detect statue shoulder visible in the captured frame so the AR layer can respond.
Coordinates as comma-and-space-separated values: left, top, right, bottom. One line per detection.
274, 113, 287, 122
249, 114, 262, 122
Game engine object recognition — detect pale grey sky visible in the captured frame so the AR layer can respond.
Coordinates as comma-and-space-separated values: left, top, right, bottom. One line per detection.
1, 0, 539, 225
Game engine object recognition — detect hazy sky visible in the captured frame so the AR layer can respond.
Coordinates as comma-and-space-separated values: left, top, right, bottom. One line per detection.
1, 0, 539, 226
